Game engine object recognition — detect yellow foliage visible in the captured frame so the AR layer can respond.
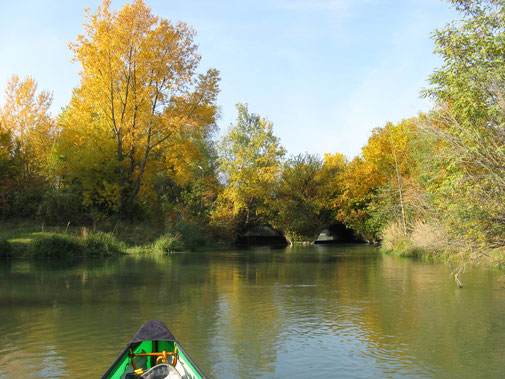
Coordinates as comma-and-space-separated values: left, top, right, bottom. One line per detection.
57, 0, 219, 212
218, 104, 285, 218
314, 152, 347, 209
0, 75, 55, 181
333, 118, 419, 238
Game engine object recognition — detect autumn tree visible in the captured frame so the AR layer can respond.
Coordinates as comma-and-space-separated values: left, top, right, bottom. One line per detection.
424, 0, 505, 126
315, 152, 347, 218
0, 127, 14, 213
151, 125, 222, 226
0, 75, 55, 184
419, 0, 505, 248
270, 154, 324, 244
337, 120, 417, 241
0, 75, 56, 216
60, 0, 220, 215
212, 103, 285, 236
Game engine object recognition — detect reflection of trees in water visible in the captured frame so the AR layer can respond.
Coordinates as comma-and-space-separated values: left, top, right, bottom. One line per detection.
1, 248, 505, 377
332, 253, 505, 377
208, 251, 280, 377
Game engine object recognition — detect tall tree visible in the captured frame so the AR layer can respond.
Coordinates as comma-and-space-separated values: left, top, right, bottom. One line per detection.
63, 0, 219, 215
424, 0, 505, 126
337, 120, 416, 241
421, 0, 505, 248
216, 103, 285, 229
0, 75, 55, 183
270, 154, 324, 244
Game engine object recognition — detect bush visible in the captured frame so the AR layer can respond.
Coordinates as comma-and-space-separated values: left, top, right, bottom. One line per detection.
27, 232, 126, 258
381, 221, 415, 257
153, 234, 184, 253
167, 217, 210, 251
37, 189, 89, 225
381, 220, 454, 259
0, 239, 13, 258
27, 235, 83, 258
82, 232, 125, 257
10, 188, 45, 218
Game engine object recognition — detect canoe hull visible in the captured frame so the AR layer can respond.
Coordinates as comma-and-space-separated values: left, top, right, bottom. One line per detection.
102, 320, 206, 379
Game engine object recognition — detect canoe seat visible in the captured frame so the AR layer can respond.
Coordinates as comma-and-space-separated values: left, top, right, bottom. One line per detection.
139, 363, 182, 379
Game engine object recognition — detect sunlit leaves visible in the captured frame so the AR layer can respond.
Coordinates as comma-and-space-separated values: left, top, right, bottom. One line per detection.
424, 0, 505, 126
60, 0, 220, 214
213, 104, 285, 233
336, 119, 417, 241
270, 154, 324, 243
0, 75, 55, 184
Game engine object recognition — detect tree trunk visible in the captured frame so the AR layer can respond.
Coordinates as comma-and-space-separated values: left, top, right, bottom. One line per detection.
389, 127, 407, 236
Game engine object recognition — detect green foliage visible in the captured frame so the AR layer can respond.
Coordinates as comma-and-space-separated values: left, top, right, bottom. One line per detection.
26, 232, 126, 258
153, 234, 184, 253
27, 235, 83, 258
82, 232, 125, 257
216, 103, 285, 228
166, 215, 210, 251
419, 0, 505, 253
0, 239, 13, 258
271, 154, 324, 243
424, 0, 505, 126
37, 189, 89, 225
9, 188, 45, 218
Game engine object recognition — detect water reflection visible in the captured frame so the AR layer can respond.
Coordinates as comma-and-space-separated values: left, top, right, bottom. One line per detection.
0, 245, 504, 378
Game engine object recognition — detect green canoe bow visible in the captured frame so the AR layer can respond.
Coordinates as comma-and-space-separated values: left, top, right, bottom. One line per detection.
102, 320, 206, 379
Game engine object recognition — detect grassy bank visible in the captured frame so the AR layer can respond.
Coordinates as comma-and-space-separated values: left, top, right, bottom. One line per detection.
0, 219, 211, 259
380, 220, 505, 268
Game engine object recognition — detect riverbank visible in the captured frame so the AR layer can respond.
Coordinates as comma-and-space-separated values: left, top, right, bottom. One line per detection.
0, 219, 211, 258
380, 221, 505, 269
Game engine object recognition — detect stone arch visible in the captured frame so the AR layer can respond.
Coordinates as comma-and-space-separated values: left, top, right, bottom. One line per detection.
314, 222, 360, 244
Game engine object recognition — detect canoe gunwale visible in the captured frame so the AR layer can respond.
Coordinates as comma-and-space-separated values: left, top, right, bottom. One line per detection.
101, 320, 207, 379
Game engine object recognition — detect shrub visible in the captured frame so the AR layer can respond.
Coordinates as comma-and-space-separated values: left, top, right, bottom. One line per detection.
409, 220, 449, 254
153, 234, 184, 253
82, 232, 126, 257
37, 189, 89, 225
0, 239, 13, 258
382, 220, 454, 258
381, 221, 414, 257
27, 235, 83, 258
167, 217, 210, 251
10, 188, 45, 218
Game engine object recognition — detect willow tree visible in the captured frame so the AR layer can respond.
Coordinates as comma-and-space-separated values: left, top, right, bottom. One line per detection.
420, 0, 505, 248
62, 0, 219, 214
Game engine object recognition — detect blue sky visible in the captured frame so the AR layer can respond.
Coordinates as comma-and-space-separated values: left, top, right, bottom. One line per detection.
0, 0, 457, 159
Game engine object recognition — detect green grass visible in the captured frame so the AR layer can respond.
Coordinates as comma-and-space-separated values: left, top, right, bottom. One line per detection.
24, 233, 128, 259
81, 232, 126, 257
0, 219, 210, 258
27, 234, 84, 258
152, 234, 185, 254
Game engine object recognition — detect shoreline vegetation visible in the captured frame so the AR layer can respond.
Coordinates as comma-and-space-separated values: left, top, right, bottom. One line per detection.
381, 221, 505, 268
2, 1, 505, 273
1, 218, 504, 271
0, 219, 206, 259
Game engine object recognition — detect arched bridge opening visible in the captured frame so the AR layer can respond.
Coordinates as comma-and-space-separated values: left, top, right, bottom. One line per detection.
315, 222, 361, 244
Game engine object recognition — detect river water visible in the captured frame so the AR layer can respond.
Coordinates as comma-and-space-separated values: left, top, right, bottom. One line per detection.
0, 244, 504, 378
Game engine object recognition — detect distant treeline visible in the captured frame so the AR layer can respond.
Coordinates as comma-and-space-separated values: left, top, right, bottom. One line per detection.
1, 0, 504, 263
